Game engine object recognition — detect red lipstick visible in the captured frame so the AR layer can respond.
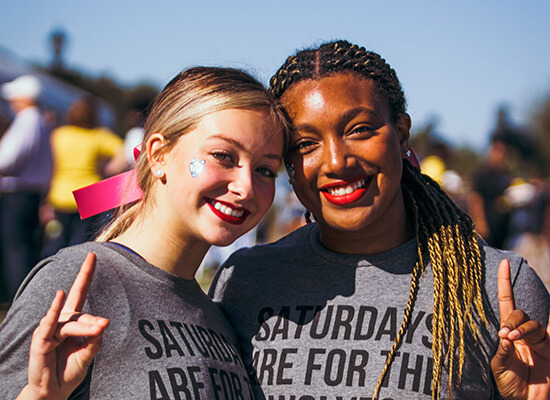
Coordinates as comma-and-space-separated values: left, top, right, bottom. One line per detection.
320, 176, 369, 205
206, 199, 250, 225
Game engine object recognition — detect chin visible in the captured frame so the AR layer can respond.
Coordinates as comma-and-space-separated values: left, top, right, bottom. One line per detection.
324, 222, 365, 233
207, 235, 240, 247
319, 211, 371, 232
206, 227, 252, 247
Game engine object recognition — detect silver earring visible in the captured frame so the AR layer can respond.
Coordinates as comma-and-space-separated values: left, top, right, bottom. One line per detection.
155, 168, 164, 178
405, 150, 411, 157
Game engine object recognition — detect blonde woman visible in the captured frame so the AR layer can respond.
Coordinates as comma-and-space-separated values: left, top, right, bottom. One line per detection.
1, 66, 292, 400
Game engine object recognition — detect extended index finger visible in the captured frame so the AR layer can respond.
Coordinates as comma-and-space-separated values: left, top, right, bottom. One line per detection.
63, 252, 97, 313
497, 259, 515, 326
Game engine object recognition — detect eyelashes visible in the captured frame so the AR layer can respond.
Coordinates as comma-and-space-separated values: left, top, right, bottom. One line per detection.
256, 167, 277, 178
210, 151, 277, 179
212, 151, 234, 164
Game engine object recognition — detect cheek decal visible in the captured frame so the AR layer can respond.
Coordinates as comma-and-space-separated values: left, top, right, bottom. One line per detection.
189, 158, 206, 178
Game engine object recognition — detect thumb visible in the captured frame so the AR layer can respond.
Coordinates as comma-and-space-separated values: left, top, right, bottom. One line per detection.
79, 334, 103, 368
491, 337, 515, 378
76, 319, 109, 371
68, 334, 104, 388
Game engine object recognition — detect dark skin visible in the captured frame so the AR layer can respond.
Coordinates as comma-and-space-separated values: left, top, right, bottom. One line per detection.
492, 259, 550, 400
281, 72, 550, 399
281, 74, 413, 255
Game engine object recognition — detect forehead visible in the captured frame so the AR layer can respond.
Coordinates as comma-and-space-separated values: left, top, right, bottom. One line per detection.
186, 108, 284, 154
281, 73, 388, 121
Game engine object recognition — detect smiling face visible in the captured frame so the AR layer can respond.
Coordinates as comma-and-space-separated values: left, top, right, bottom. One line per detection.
153, 108, 283, 247
282, 73, 413, 253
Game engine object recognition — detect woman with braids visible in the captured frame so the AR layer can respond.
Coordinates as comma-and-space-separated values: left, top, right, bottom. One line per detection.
209, 40, 550, 400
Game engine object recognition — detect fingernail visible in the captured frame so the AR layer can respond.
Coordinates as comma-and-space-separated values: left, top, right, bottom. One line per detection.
499, 327, 510, 337
508, 329, 520, 340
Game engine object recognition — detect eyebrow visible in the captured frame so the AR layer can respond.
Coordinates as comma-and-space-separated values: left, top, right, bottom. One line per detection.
341, 106, 378, 121
294, 106, 379, 132
206, 134, 281, 160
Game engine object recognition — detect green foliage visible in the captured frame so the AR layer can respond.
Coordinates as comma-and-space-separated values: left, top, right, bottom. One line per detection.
41, 65, 158, 135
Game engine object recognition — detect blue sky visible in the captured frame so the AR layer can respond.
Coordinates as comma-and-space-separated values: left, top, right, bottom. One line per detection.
2, 0, 549, 151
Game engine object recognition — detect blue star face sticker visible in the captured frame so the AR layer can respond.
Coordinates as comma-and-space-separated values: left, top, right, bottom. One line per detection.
189, 158, 206, 178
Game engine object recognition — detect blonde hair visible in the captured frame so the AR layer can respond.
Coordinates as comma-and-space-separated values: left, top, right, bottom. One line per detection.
97, 66, 293, 242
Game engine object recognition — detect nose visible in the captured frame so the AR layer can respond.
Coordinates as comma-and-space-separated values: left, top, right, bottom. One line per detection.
321, 136, 348, 175
227, 166, 255, 200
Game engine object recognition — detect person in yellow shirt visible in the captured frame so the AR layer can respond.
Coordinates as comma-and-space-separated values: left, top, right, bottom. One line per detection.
41, 96, 127, 257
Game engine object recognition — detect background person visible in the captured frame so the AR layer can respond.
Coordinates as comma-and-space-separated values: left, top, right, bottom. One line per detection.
40, 95, 127, 258
0, 75, 52, 302
468, 133, 513, 249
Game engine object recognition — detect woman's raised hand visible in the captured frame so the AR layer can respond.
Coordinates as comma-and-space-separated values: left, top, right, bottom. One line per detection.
491, 259, 550, 400
17, 253, 109, 400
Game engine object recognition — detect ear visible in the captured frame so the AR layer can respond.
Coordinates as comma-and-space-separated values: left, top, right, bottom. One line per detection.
396, 113, 411, 155
146, 133, 167, 176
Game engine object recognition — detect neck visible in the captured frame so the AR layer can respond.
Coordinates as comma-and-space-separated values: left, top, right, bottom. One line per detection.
320, 223, 414, 255
113, 213, 210, 280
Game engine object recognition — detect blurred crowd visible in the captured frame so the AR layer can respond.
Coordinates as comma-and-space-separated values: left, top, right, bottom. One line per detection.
0, 75, 133, 305
417, 130, 550, 293
1, 72, 549, 308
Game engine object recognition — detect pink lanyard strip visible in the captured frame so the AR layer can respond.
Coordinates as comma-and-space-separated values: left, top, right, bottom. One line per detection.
73, 145, 144, 219
73, 170, 143, 219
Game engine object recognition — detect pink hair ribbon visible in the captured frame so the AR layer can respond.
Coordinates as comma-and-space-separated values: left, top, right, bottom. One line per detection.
73, 145, 144, 219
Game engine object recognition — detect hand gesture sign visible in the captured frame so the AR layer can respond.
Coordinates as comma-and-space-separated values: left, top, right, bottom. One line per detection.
17, 253, 109, 400
491, 259, 550, 400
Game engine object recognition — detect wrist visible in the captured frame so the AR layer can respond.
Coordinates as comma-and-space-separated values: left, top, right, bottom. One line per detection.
16, 385, 62, 400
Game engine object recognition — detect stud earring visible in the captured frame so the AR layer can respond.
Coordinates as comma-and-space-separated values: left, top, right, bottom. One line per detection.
405, 149, 411, 157
155, 168, 164, 178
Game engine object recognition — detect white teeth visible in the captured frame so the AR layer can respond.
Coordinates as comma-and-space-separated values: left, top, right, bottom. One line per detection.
212, 201, 244, 218
327, 179, 366, 196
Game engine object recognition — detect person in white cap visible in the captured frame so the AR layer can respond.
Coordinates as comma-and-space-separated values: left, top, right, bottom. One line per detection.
0, 75, 52, 302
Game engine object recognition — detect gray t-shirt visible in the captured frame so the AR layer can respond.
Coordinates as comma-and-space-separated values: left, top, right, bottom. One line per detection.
0, 242, 254, 399
209, 223, 550, 400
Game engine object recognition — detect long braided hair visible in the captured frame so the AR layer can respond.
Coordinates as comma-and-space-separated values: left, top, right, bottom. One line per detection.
270, 40, 487, 400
